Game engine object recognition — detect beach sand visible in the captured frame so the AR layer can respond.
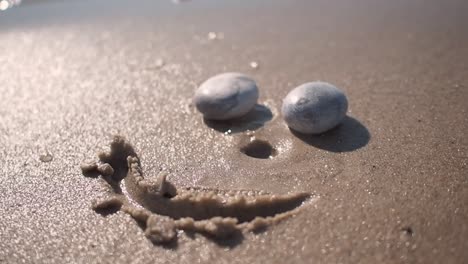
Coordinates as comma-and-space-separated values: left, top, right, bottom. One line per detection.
0, 0, 467, 263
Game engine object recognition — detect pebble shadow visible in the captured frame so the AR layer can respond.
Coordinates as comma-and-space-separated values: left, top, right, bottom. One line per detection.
203, 104, 273, 134
290, 116, 370, 152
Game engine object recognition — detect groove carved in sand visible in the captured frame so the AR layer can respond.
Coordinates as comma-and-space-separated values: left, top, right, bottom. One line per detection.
81, 136, 316, 244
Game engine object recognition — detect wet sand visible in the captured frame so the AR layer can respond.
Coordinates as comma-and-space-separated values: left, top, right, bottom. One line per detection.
0, 0, 467, 263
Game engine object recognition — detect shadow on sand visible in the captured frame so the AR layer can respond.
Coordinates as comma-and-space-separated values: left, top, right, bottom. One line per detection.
290, 116, 370, 152
203, 104, 273, 134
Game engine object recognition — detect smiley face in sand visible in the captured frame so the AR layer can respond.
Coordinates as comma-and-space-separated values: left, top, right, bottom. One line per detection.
81, 136, 316, 245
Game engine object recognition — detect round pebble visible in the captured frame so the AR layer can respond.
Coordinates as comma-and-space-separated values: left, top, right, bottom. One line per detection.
194, 73, 259, 120
282, 82, 348, 134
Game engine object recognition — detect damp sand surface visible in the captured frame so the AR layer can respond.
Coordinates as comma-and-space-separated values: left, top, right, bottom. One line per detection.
1, 0, 468, 263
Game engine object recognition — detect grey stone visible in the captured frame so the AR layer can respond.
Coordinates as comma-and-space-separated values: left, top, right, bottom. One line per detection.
282, 82, 348, 134
194, 73, 259, 120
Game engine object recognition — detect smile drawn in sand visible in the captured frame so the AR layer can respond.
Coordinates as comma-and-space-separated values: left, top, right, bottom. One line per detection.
81, 136, 317, 245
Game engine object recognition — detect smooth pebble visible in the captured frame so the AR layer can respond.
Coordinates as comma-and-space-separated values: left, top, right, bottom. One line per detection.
194, 73, 259, 120
282, 82, 348, 134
